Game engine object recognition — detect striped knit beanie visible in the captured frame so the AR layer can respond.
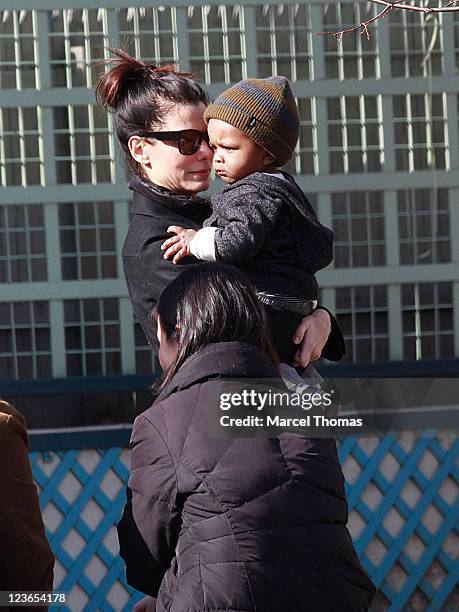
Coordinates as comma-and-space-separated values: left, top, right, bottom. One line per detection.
203, 76, 300, 166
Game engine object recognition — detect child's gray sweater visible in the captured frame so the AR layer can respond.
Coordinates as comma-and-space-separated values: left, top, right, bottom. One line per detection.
202, 172, 333, 301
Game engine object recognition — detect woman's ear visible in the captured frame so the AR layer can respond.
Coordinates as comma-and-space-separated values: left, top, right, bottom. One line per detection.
128, 135, 151, 166
156, 314, 165, 345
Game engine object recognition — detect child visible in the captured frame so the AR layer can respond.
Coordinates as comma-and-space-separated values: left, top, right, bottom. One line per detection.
161, 76, 335, 362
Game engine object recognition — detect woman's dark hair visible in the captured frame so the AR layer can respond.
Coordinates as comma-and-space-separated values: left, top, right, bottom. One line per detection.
155, 263, 279, 390
95, 48, 209, 175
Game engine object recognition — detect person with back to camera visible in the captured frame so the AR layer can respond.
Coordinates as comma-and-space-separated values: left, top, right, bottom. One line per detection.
117, 263, 376, 612
95, 50, 345, 371
0, 400, 54, 611
161, 76, 334, 366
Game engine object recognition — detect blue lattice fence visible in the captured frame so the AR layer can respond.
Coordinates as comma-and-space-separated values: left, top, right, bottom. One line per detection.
339, 432, 459, 612
30, 431, 459, 612
31, 447, 143, 611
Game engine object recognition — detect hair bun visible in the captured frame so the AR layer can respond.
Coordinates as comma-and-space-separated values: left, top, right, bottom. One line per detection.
152, 64, 178, 77
140, 63, 179, 79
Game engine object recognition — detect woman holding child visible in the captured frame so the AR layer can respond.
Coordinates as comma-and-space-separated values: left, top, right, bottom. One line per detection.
97, 50, 375, 610
96, 49, 344, 366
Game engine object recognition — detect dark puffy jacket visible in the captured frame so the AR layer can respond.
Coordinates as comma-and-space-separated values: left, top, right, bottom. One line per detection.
117, 342, 375, 611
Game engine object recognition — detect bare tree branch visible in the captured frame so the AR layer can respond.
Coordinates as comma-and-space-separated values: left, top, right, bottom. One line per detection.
371, 0, 459, 13
316, 1, 459, 40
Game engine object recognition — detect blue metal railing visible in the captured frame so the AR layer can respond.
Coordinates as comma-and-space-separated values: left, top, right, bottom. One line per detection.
4, 358, 459, 400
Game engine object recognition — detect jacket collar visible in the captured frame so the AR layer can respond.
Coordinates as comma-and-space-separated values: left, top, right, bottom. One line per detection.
222, 171, 305, 205
129, 173, 210, 218
157, 342, 280, 402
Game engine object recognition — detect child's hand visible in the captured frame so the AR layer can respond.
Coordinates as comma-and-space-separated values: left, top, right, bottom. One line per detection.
161, 226, 197, 263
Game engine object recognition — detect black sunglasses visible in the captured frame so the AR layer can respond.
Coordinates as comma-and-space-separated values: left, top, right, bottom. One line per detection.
139, 129, 210, 155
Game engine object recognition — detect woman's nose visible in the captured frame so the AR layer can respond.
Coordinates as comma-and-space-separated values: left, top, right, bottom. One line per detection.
197, 139, 213, 159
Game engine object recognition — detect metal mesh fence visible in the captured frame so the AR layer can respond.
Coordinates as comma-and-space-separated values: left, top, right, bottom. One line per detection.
1, 1, 458, 379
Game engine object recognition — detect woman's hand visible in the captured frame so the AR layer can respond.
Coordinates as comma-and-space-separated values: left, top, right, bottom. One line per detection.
291, 309, 331, 368
133, 595, 157, 612
161, 226, 197, 263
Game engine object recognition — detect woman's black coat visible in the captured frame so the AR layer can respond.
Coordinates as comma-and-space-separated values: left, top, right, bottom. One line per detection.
122, 175, 211, 355
118, 342, 375, 611
122, 175, 344, 360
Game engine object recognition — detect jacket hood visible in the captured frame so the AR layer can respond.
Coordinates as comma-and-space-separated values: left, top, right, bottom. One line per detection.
221, 171, 316, 220
157, 341, 280, 402
222, 172, 334, 273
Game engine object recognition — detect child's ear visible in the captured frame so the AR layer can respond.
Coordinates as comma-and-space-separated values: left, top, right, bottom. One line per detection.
261, 152, 276, 168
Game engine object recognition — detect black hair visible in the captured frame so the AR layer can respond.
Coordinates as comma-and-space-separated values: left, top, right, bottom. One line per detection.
155, 263, 279, 390
95, 48, 209, 176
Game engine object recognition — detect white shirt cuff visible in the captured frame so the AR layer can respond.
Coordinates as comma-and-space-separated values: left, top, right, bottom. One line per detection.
189, 227, 217, 261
